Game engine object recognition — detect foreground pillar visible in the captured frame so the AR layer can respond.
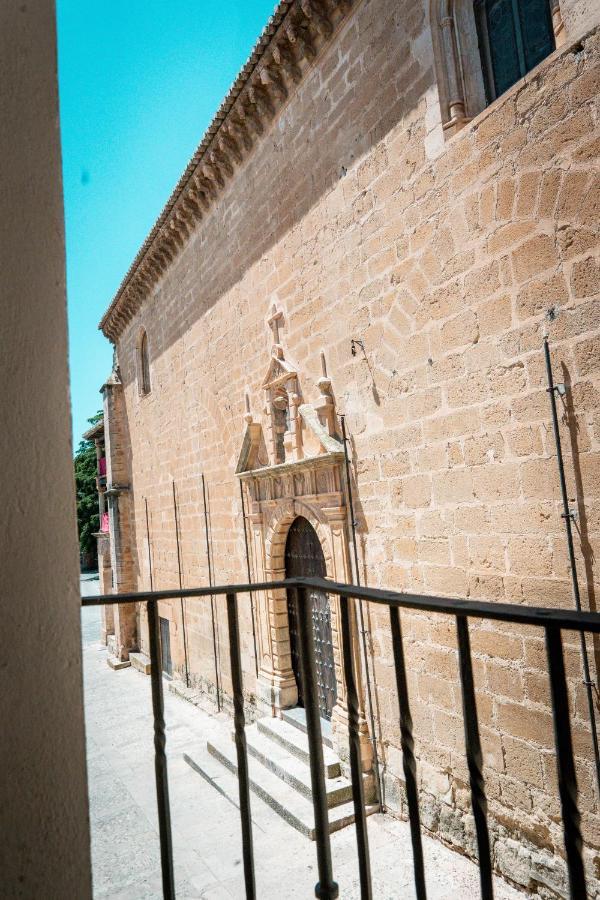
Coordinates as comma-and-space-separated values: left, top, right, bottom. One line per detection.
0, 3, 92, 894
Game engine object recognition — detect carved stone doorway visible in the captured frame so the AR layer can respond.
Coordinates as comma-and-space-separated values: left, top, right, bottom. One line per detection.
285, 516, 337, 720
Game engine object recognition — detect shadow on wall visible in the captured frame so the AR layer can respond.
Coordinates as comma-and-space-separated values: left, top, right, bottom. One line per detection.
114, 0, 435, 383
561, 362, 599, 683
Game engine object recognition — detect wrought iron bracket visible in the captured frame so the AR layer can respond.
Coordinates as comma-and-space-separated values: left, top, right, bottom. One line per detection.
561, 508, 578, 522
547, 382, 567, 396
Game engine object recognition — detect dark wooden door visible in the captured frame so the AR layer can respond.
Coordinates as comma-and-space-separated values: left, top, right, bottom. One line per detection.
285, 516, 337, 720
159, 616, 173, 677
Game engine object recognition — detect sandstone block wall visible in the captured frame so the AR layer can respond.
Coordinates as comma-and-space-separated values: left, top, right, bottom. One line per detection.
106, 1, 600, 894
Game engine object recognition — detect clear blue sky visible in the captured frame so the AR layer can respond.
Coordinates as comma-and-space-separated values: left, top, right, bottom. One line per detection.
57, 0, 275, 447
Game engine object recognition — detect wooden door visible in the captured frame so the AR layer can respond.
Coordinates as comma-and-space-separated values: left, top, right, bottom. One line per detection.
285, 516, 336, 720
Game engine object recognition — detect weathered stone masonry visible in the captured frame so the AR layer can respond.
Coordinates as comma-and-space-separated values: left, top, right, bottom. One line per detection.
98, 1, 600, 895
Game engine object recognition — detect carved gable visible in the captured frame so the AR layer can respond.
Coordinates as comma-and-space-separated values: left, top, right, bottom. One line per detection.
235, 422, 269, 474
236, 306, 342, 479
261, 353, 297, 391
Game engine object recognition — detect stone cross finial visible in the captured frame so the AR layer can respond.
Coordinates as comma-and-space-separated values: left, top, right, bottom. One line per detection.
244, 389, 253, 424
267, 304, 284, 348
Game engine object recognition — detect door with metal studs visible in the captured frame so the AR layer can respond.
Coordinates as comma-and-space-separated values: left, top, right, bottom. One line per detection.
285, 516, 337, 720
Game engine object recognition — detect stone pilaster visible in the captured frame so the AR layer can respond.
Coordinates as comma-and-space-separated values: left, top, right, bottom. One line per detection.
102, 369, 137, 662
249, 504, 298, 713
95, 531, 114, 644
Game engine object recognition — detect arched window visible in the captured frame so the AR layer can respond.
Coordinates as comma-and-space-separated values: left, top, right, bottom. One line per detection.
138, 329, 151, 396
432, 0, 565, 136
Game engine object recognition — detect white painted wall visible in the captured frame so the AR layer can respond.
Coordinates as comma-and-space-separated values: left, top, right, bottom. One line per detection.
0, 2, 92, 896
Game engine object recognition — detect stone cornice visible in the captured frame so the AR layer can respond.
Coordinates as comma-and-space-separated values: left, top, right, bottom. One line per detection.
99, 0, 354, 342
237, 450, 344, 481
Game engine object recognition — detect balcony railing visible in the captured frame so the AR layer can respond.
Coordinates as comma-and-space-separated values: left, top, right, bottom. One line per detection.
81, 577, 600, 900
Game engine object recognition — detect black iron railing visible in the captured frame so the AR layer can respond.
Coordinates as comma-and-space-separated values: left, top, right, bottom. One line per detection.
82, 577, 600, 900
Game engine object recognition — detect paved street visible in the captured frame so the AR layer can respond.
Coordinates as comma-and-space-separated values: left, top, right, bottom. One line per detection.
81, 578, 521, 899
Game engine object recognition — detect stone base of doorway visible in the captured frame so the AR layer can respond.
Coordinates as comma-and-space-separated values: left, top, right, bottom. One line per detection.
129, 651, 151, 675
106, 656, 131, 671
191, 707, 379, 840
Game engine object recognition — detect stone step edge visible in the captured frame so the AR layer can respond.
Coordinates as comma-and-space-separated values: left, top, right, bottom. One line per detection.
107, 656, 131, 671
242, 727, 352, 806
205, 740, 377, 840
129, 651, 151, 675
281, 707, 334, 749
256, 717, 340, 777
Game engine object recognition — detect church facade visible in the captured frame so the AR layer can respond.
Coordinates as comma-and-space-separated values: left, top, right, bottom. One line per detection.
96, 1, 600, 894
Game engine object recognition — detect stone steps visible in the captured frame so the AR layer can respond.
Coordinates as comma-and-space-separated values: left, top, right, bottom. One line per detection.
198, 709, 378, 840
237, 724, 353, 807
281, 706, 334, 749
256, 716, 340, 777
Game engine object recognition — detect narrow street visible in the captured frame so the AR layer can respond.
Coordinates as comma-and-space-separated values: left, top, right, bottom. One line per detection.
81, 577, 521, 899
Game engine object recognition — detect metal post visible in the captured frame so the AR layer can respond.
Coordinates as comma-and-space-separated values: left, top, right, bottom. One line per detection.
202, 473, 221, 711
456, 615, 493, 900
340, 415, 383, 806
172, 481, 190, 688
239, 479, 259, 678
339, 594, 372, 899
545, 625, 587, 899
226, 592, 256, 899
389, 606, 427, 900
295, 585, 339, 900
544, 337, 600, 794
145, 498, 176, 900
546, 625, 587, 900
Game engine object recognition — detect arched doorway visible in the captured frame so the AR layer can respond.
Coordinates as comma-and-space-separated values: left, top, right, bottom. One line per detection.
285, 516, 337, 720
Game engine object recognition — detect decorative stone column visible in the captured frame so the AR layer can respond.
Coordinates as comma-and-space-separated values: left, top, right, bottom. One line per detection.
249, 499, 298, 713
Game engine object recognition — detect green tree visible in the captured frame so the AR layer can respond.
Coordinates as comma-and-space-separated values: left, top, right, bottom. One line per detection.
75, 411, 103, 569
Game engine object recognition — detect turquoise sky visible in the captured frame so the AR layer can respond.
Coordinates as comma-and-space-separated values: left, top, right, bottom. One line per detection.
57, 0, 275, 447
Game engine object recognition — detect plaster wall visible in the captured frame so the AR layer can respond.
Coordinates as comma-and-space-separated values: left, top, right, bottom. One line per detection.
0, 3, 92, 896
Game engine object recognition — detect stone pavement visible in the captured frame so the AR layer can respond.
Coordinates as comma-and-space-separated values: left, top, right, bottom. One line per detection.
81, 582, 522, 899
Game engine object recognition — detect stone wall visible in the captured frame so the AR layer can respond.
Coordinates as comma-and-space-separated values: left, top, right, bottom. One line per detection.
106, 1, 600, 894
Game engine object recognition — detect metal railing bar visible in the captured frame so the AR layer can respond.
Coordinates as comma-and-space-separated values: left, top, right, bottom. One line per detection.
295, 586, 339, 900
544, 337, 600, 796
341, 414, 383, 809
148, 597, 176, 900
339, 594, 372, 899
389, 606, 427, 900
144, 496, 176, 899
83, 574, 600, 900
225, 592, 256, 900
456, 615, 493, 900
82, 576, 600, 633
545, 625, 587, 899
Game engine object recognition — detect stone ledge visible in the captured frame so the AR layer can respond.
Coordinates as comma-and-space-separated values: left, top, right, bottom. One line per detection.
107, 656, 131, 671
129, 652, 152, 675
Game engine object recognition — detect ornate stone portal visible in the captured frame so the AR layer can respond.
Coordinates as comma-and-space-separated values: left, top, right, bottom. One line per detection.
236, 308, 373, 771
